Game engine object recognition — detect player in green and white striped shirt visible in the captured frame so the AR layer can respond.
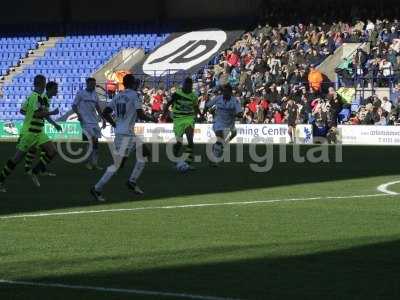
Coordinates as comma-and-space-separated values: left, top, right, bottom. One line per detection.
22, 81, 62, 177
0, 75, 60, 192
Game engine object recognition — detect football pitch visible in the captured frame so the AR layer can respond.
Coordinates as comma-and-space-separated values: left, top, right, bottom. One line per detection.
1, 142, 400, 300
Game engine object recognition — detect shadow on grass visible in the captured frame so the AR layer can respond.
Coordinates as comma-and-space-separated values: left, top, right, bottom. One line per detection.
0, 143, 399, 215
1, 237, 400, 300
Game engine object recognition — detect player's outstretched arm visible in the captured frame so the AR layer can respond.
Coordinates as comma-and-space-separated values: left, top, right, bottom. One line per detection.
96, 103, 107, 129
46, 116, 62, 132
72, 92, 84, 122
71, 104, 83, 122
34, 107, 59, 119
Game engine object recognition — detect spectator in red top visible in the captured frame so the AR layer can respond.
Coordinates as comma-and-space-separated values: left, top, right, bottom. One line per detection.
243, 52, 254, 67
247, 97, 258, 113
227, 50, 240, 69
259, 90, 270, 110
274, 111, 283, 124
151, 90, 164, 113
104, 80, 118, 99
260, 99, 269, 110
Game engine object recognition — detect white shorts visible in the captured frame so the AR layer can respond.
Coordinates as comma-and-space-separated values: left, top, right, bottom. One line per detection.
82, 124, 101, 139
113, 134, 139, 157
212, 123, 236, 139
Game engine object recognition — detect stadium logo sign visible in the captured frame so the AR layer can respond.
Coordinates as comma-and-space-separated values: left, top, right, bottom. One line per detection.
143, 30, 227, 76
302, 127, 312, 144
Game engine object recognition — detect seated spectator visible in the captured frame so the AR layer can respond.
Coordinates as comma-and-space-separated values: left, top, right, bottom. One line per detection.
308, 65, 323, 93
381, 96, 392, 113
247, 97, 258, 114
218, 68, 230, 87
253, 57, 268, 74
243, 107, 253, 124
273, 109, 283, 124
379, 58, 393, 86
375, 107, 388, 125
266, 84, 281, 103
134, 18, 400, 131
255, 104, 265, 123
151, 90, 164, 114
362, 103, 379, 124
227, 50, 240, 70
105, 80, 118, 98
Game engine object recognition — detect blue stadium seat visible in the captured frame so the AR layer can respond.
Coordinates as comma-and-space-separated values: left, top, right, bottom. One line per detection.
1, 27, 170, 122
338, 108, 351, 123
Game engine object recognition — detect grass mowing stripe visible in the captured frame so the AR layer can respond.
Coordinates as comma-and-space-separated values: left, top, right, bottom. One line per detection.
0, 279, 241, 300
0, 193, 392, 220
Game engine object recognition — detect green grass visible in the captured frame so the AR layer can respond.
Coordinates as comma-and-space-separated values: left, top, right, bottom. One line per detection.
1, 143, 400, 300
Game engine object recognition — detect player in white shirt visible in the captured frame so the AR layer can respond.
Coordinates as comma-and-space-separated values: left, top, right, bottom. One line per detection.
91, 74, 152, 202
72, 77, 106, 170
202, 84, 243, 165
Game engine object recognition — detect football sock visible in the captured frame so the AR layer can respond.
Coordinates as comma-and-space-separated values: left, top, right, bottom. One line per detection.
39, 151, 48, 173
24, 149, 36, 172
0, 159, 17, 183
129, 160, 145, 183
173, 142, 182, 159
32, 153, 53, 175
184, 144, 194, 164
91, 143, 99, 166
95, 165, 117, 192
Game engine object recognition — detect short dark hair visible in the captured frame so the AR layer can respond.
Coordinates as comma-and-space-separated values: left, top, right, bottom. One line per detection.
122, 74, 136, 88
86, 77, 96, 84
183, 77, 193, 85
222, 84, 233, 92
134, 78, 141, 88
34, 74, 46, 86
46, 81, 58, 91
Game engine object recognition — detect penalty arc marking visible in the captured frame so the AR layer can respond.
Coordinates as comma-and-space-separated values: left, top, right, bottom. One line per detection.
376, 180, 400, 195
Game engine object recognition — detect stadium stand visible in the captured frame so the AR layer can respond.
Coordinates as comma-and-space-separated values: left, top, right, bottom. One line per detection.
0, 24, 169, 121
142, 19, 400, 136
1, 19, 400, 139
0, 34, 47, 121
0, 36, 45, 77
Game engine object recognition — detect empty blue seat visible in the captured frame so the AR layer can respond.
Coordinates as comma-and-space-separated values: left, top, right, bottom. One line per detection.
2, 28, 170, 123
338, 108, 351, 123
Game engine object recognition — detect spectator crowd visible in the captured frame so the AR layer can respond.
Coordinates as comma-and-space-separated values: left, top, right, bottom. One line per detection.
121, 19, 400, 139
336, 19, 400, 88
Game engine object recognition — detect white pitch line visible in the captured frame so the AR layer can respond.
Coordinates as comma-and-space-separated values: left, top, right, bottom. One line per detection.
0, 193, 393, 220
377, 180, 400, 195
0, 279, 240, 300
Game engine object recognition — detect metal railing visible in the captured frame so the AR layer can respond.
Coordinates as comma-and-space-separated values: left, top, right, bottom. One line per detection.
337, 67, 399, 100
